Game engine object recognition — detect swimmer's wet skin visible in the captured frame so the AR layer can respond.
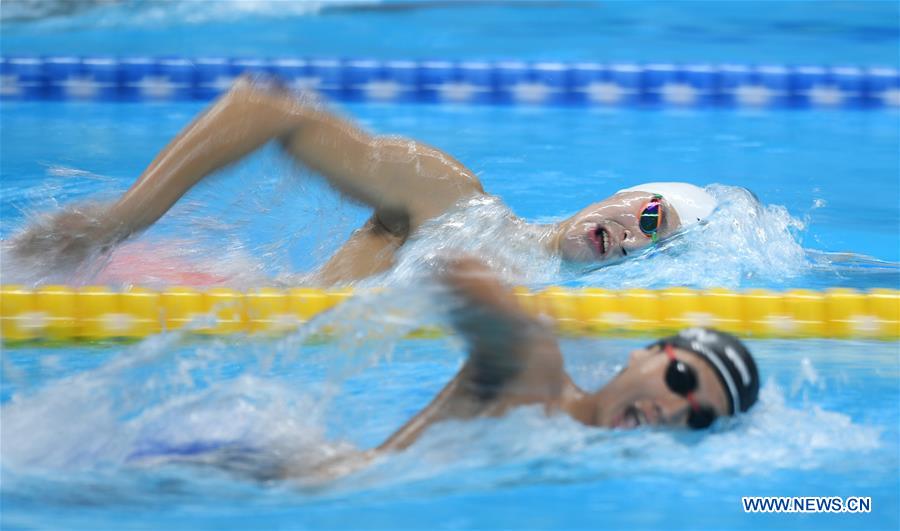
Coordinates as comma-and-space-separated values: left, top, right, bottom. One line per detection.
9, 75, 717, 284
374, 259, 759, 453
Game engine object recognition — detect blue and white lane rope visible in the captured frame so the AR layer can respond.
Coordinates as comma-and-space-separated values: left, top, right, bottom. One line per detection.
2, 56, 898, 108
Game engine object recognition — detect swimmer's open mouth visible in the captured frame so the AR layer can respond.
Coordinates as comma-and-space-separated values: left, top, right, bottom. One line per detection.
591, 226, 610, 256
615, 405, 646, 429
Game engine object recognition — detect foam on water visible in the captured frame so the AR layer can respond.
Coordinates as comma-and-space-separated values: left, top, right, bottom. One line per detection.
0, 286, 440, 473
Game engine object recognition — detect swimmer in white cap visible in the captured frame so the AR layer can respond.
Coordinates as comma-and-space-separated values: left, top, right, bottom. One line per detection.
10, 76, 717, 283
552, 181, 716, 263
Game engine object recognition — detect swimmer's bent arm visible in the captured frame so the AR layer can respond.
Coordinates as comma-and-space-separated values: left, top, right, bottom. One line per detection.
377, 259, 570, 452
107, 76, 484, 239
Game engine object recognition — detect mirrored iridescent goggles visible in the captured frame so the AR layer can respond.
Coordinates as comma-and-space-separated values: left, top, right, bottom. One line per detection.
639, 194, 664, 243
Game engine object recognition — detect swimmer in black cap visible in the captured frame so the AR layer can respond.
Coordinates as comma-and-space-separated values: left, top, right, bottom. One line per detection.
137, 258, 759, 478
9, 76, 718, 284
374, 258, 759, 452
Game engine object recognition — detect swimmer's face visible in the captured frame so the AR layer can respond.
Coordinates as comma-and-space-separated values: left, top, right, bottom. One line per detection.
555, 192, 681, 263
593, 344, 730, 430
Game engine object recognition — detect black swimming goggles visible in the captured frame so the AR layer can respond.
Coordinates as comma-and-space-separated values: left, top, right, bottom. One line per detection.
663, 344, 718, 430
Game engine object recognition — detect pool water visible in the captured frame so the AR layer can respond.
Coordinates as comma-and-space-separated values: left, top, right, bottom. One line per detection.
2, 1, 899, 529
1, 290, 898, 529
2, 0, 898, 66
2, 101, 898, 288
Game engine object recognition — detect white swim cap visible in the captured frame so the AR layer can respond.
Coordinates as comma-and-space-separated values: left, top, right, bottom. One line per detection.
617, 182, 716, 226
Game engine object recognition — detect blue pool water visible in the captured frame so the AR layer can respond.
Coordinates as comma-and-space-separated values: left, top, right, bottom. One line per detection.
2, 0, 898, 66
2, 96, 899, 529
2, 295, 898, 529
2, 101, 898, 288
2, 1, 899, 529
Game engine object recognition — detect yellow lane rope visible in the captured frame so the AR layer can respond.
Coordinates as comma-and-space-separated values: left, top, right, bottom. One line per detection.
1, 285, 897, 343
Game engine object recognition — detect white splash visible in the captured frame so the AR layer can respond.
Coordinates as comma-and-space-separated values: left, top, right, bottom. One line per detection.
365, 185, 811, 289
579, 185, 809, 288
372, 195, 561, 287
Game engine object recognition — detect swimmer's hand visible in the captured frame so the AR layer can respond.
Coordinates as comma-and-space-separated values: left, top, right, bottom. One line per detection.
9, 204, 127, 273
378, 259, 569, 453
440, 257, 524, 318
441, 257, 562, 389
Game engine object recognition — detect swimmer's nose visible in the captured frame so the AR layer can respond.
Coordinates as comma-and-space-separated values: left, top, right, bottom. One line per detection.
655, 396, 691, 426
621, 230, 632, 256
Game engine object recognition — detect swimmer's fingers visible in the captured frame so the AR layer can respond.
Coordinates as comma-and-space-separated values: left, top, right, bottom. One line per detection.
439, 258, 561, 386
439, 257, 537, 357
440, 257, 522, 316
10, 204, 124, 268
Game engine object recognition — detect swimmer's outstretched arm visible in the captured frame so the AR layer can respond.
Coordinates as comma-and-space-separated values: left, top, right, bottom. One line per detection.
377, 259, 579, 452
108, 76, 484, 238
13, 76, 484, 275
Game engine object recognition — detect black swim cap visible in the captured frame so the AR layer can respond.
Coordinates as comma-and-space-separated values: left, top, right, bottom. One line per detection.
653, 328, 759, 415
